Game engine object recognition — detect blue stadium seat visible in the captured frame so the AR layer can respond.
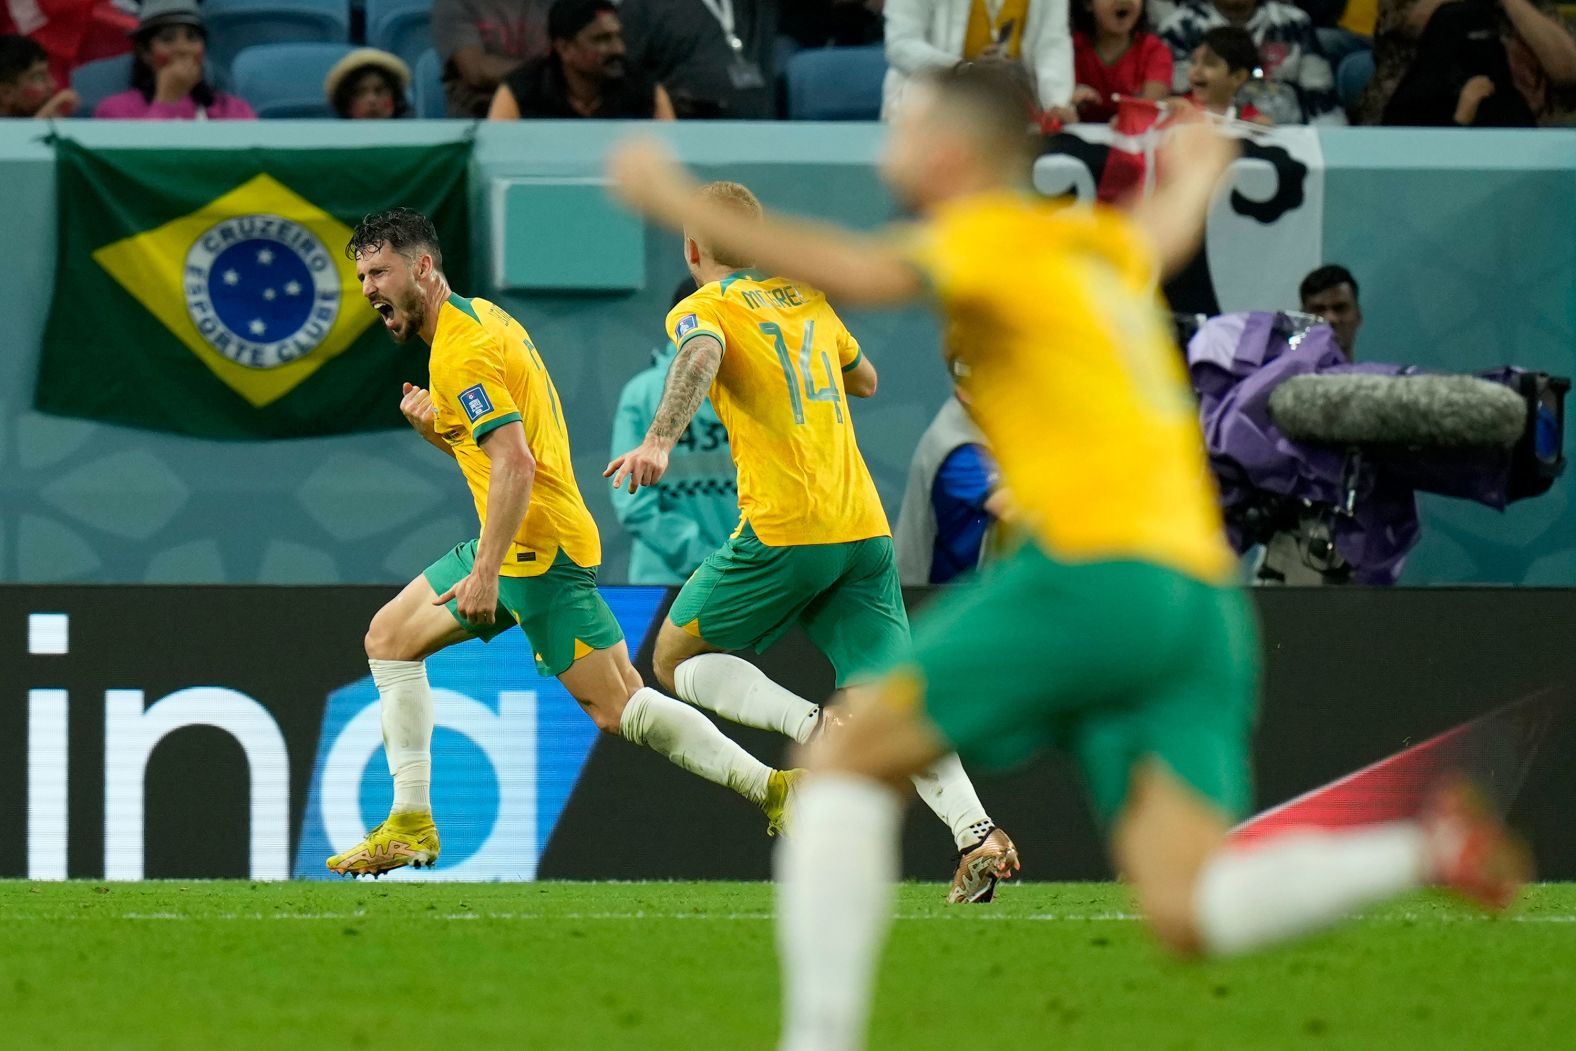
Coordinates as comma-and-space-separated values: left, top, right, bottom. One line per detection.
203, 0, 351, 79
414, 48, 446, 118
1337, 49, 1375, 112
367, 0, 434, 72
232, 42, 357, 118
72, 54, 133, 116
784, 45, 885, 121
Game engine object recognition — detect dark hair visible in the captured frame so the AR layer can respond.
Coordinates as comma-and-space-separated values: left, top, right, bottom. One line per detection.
0, 34, 47, 85
671, 277, 697, 310
1069, 0, 1150, 41
548, 0, 616, 43
130, 26, 215, 108
1199, 26, 1259, 75
331, 64, 411, 118
915, 62, 1039, 165
347, 207, 444, 268
1300, 264, 1359, 302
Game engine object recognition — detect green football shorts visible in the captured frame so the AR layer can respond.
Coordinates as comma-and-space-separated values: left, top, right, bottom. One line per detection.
899, 543, 1260, 825
424, 540, 623, 677
668, 524, 909, 687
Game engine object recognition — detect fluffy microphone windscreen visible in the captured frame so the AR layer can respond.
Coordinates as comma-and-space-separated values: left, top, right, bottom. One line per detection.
1268, 373, 1527, 450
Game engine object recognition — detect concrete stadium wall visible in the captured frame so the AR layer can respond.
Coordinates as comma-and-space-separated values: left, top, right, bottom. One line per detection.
2, 122, 1574, 585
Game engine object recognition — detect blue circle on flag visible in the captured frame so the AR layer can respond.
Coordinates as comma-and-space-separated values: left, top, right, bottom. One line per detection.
207, 238, 315, 345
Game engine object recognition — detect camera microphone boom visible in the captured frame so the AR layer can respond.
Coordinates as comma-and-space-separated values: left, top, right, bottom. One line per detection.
1267, 372, 1528, 450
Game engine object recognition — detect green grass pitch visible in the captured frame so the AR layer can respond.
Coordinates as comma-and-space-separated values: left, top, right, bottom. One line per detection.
4, 881, 1574, 1050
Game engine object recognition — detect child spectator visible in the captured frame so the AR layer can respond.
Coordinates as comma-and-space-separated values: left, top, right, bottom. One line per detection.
325, 48, 412, 119
1179, 23, 1275, 119
0, 34, 79, 116
1160, 0, 1341, 121
1072, 0, 1173, 121
0, 0, 135, 89
93, 0, 255, 119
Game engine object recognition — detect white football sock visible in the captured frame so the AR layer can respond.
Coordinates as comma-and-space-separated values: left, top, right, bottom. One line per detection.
370, 658, 433, 815
1194, 821, 1429, 956
620, 687, 772, 804
674, 653, 821, 743
676, 656, 995, 849
908, 752, 993, 850
776, 774, 901, 1051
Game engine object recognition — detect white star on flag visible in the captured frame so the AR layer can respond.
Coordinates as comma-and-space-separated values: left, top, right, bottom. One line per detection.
263, 288, 277, 301
257, 248, 275, 265
284, 280, 302, 296
249, 319, 267, 336
223, 269, 240, 286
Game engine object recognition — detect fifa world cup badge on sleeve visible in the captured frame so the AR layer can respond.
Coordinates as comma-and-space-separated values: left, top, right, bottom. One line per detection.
460, 384, 494, 422
675, 313, 698, 340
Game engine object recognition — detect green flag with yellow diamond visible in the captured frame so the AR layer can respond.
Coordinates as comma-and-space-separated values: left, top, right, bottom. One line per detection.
37, 137, 471, 439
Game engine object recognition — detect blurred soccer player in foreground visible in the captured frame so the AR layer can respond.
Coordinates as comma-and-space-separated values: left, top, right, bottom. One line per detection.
327, 209, 795, 876
607, 180, 1017, 903
608, 64, 1529, 1050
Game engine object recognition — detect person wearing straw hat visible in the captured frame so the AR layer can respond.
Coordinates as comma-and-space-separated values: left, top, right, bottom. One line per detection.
326, 47, 412, 118
93, 0, 255, 119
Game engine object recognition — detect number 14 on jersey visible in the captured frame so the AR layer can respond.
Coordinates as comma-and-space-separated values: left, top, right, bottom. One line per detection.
760, 321, 845, 426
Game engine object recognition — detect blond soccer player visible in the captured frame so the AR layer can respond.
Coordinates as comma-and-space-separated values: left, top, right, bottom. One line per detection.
607, 64, 1529, 1051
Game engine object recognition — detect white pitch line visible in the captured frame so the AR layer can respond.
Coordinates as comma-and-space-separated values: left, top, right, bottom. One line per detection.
5, 911, 1575, 924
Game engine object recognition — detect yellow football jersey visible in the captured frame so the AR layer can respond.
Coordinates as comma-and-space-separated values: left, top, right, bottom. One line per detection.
902, 192, 1236, 584
665, 272, 889, 547
428, 293, 600, 577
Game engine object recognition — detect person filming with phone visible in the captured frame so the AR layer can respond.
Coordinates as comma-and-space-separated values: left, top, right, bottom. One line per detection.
881, 0, 1077, 122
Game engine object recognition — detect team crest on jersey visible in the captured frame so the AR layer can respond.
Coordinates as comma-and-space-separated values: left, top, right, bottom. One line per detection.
459, 384, 494, 422
674, 313, 698, 340
182, 214, 341, 370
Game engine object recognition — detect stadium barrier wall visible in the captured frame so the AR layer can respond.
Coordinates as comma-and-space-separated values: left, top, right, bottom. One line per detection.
4, 584, 1573, 882
1, 124, 1575, 587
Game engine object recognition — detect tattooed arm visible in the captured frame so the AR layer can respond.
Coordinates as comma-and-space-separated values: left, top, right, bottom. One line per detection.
605, 333, 724, 493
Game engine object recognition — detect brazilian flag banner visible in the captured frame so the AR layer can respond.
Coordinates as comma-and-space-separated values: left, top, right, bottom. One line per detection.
37, 137, 471, 439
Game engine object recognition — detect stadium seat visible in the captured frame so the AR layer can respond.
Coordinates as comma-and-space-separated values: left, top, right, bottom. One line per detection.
367, 0, 434, 72
414, 48, 446, 118
1337, 49, 1375, 112
71, 54, 133, 116
784, 45, 885, 121
232, 42, 357, 118
203, 0, 351, 79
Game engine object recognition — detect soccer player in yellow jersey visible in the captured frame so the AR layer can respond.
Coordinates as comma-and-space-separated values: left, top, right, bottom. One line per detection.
325, 208, 798, 877
606, 181, 1019, 904
608, 66, 1528, 1050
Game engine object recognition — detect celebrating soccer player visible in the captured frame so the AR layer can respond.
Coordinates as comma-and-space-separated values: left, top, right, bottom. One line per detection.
327, 209, 796, 877
606, 181, 1018, 904
606, 65, 1530, 1050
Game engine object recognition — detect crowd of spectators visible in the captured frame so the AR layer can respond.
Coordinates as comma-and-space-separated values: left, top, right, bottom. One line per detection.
1, 0, 1571, 123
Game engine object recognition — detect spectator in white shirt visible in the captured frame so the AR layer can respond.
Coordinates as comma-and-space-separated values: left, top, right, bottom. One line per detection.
882, 0, 1075, 119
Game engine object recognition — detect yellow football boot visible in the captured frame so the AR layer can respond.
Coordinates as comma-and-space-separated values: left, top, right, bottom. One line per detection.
763, 769, 804, 837
326, 811, 440, 878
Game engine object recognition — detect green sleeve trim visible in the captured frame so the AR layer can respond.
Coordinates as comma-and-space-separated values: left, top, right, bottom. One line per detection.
472, 411, 522, 442
841, 349, 864, 373
675, 328, 725, 354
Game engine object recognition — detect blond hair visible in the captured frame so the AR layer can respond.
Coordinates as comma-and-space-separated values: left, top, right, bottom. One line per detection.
693, 181, 763, 269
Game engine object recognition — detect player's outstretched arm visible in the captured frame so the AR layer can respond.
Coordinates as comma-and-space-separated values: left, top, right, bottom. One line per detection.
606, 332, 722, 493
1128, 122, 1239, 278
607, 138, 923, 307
